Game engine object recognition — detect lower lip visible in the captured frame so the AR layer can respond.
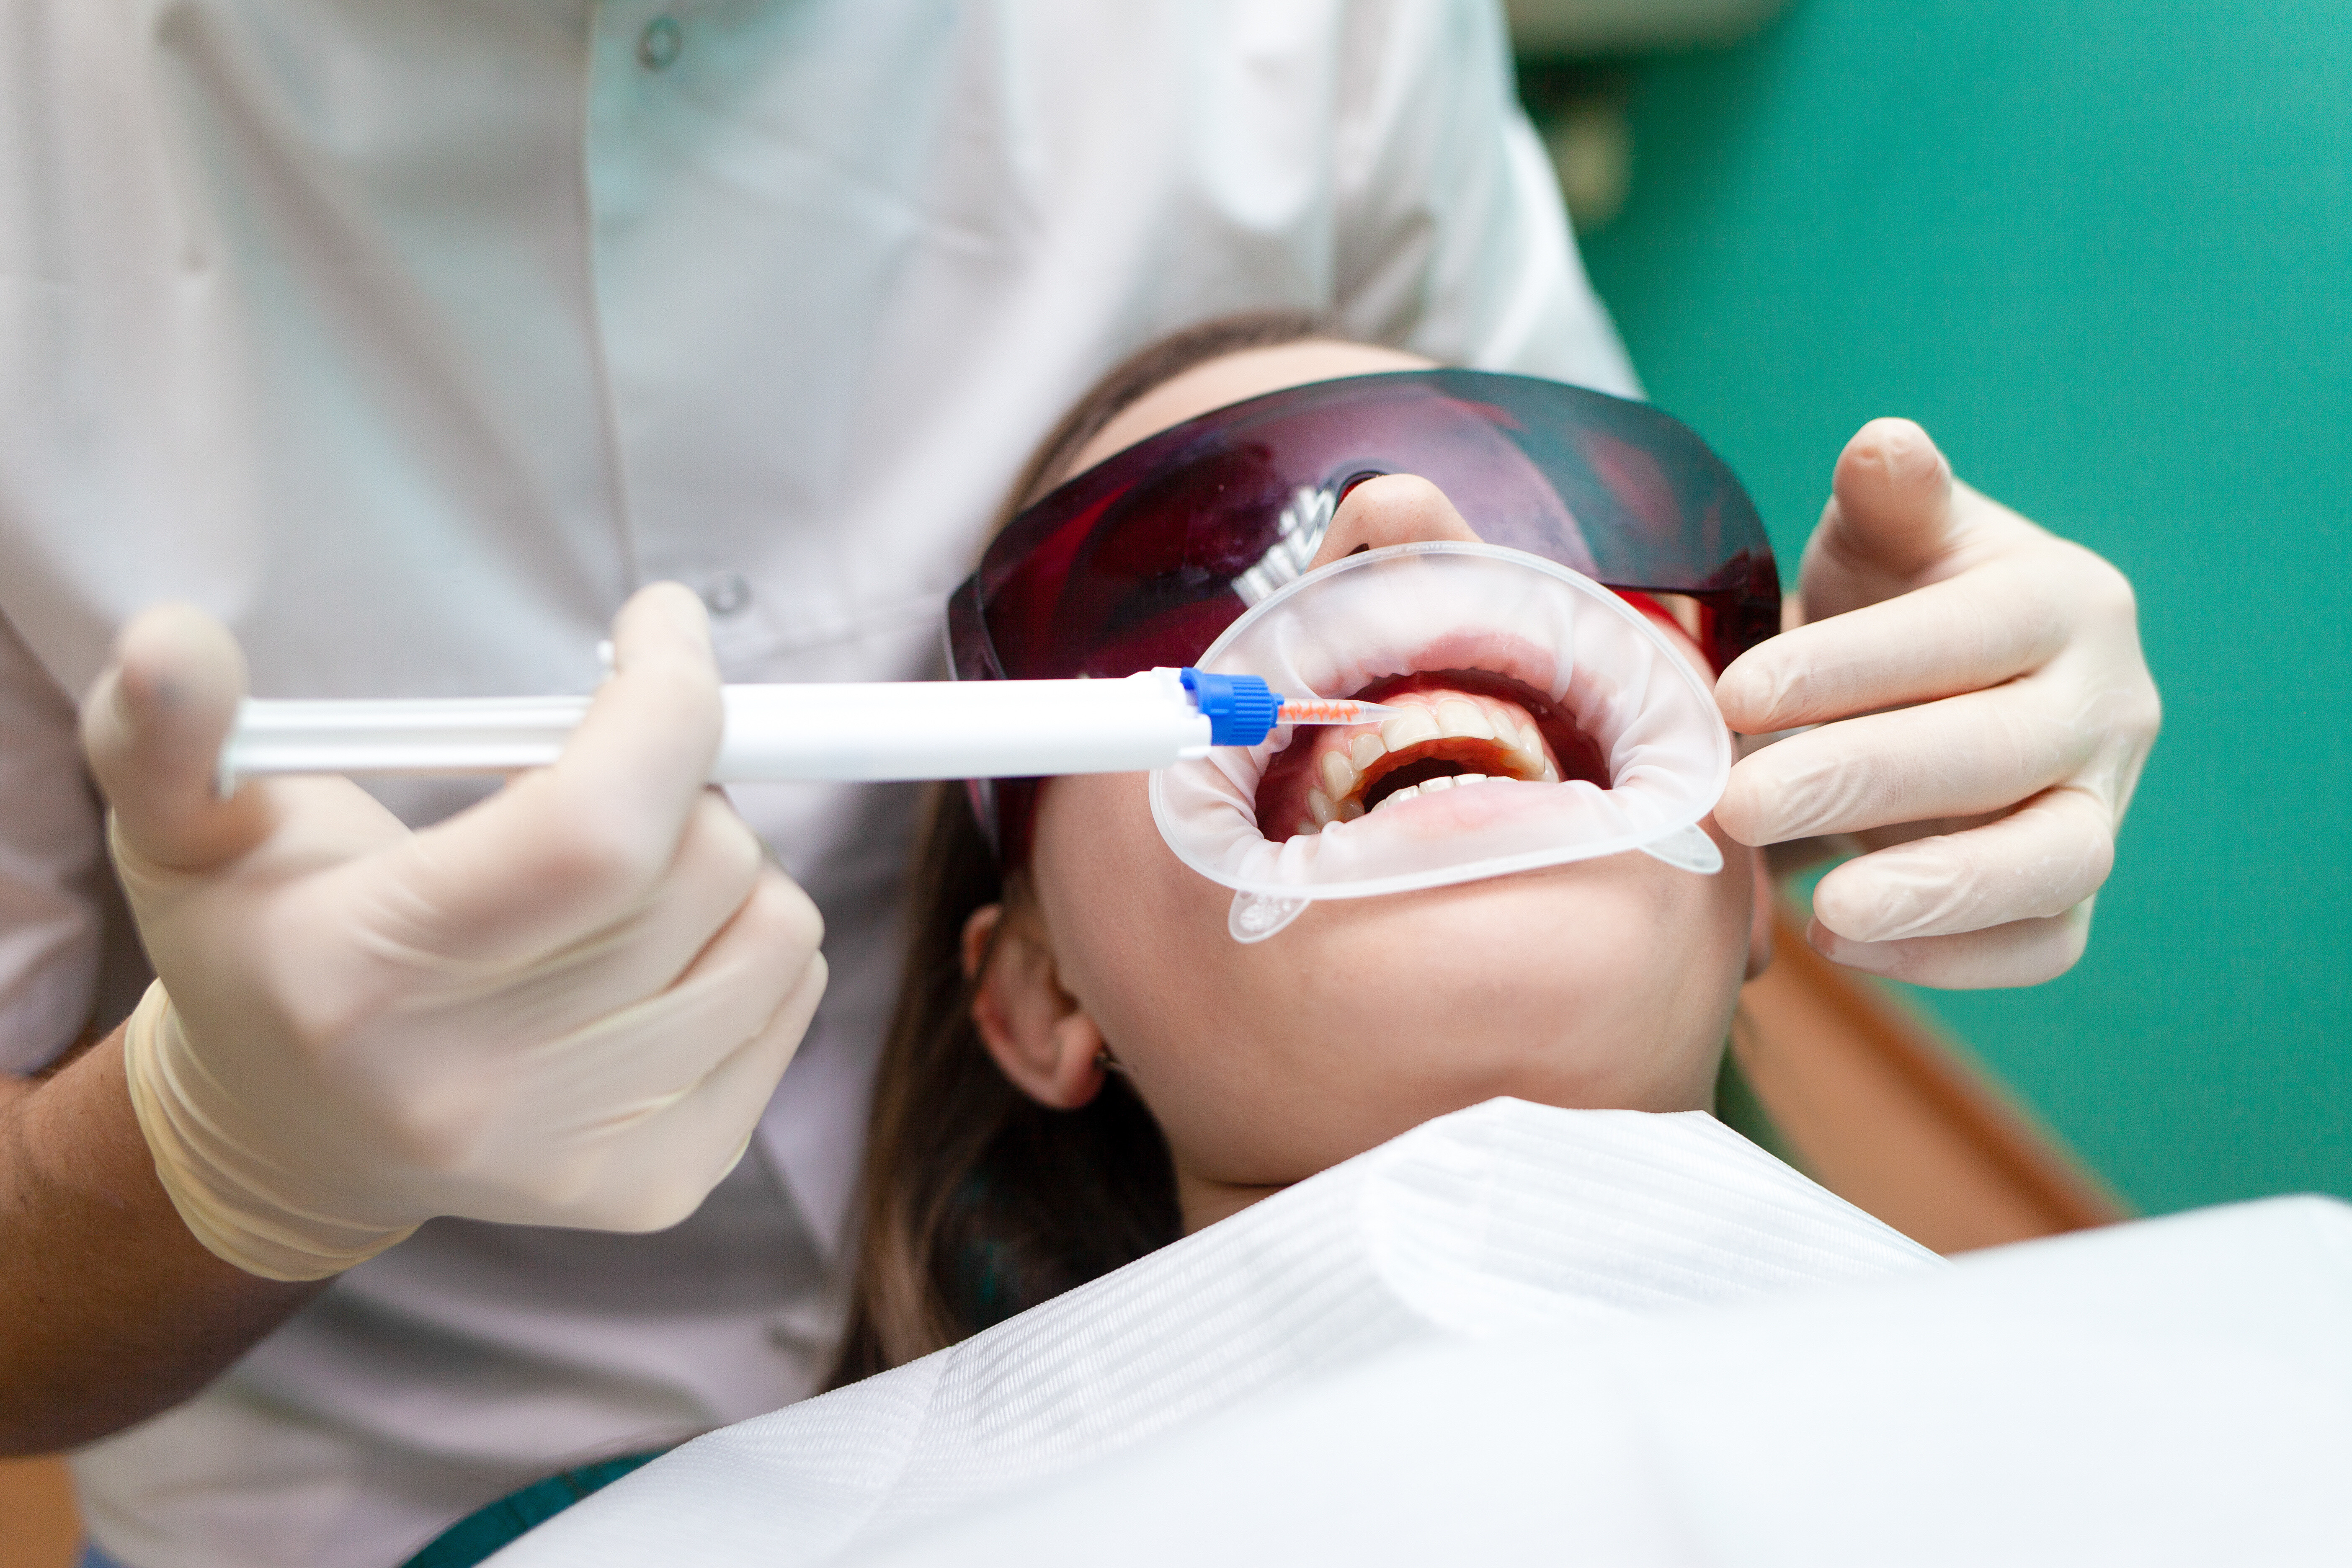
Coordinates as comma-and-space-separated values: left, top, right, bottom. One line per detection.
1343, 774, 1557, 838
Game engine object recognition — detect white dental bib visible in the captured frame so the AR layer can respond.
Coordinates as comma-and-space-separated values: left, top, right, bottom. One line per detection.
484, 1102, 1937, 1568
486, 1114, 2352, 1568
1147, 544, 1733, 941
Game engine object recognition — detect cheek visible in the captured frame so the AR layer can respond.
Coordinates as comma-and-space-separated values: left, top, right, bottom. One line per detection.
1029, 775, 1366, 1171
1028, 774, 1242, 1052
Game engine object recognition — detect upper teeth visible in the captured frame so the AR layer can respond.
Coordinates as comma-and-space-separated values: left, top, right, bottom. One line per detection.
1294, 690, 1563, 835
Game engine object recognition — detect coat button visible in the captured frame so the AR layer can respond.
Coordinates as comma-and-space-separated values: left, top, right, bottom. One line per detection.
701, 568, 752, 617
637, 16, 683, 71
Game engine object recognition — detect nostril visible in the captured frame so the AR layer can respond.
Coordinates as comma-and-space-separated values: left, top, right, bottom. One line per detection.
1318, 474, 1484, 567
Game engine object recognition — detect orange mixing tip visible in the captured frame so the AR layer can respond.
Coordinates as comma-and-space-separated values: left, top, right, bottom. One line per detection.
1275, 697, 1403, 726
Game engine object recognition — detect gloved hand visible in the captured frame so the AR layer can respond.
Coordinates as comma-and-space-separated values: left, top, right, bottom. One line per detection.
1713, 420, 2161, 988
84, 585, 828, 1281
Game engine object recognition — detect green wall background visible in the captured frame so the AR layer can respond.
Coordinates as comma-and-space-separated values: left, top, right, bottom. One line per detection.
1572, 0, 2351, 1215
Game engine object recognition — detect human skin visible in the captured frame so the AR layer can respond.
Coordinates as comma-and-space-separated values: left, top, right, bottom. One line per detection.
0, 1042, 325, 1452
966, 343, 1770, 1232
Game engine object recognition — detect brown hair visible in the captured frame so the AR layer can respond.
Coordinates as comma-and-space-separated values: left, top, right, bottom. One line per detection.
826, 311, 1336, 1387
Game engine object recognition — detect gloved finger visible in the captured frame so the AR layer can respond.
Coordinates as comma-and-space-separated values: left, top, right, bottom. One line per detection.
400, 859, 822, 1207
597, 946, 830, 1233
560, 792, 772, 1006
521, 874, 827, 1229
373, 786, 765, 997
1805, 900, 2094, 989
392, 584, 727, 950
1799, 419, 1963, 617
81, 603, 276, 873
552, 860, 825, 1102
1813, 787, 2115, 944
1715, 557, 2069, 735
1715, 678, 2095, 846
544, 582, 726, 864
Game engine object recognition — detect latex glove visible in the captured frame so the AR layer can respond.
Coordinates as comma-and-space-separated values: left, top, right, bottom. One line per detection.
84, 585, 828, 1281
1713, 420, 2160, 988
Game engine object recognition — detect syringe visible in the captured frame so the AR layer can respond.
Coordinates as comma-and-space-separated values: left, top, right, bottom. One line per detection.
217, 667, 1398, 791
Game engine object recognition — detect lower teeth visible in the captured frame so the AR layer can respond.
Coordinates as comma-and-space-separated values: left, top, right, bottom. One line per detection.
1375, 772, 1502, 810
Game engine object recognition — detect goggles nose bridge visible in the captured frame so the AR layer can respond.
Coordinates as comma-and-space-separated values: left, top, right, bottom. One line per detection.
1232, 480, 1338, 606
1229, 466, 1393, 609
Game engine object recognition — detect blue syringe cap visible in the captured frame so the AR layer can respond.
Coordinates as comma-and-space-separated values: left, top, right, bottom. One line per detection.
1179, 668, 1283, 747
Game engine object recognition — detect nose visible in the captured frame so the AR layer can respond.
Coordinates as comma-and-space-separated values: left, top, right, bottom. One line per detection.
1304, 474, 1483, 572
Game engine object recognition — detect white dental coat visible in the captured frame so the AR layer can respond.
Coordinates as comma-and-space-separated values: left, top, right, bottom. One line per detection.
0, 3, 1637, 1564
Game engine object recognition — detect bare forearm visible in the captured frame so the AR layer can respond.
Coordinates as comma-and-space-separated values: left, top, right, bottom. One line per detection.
0, 1028, 324, 1453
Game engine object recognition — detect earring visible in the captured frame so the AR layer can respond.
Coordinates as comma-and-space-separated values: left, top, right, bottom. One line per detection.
1093, 1045, 1130, 1077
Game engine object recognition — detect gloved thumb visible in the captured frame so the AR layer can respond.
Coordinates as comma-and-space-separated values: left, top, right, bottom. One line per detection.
1799, 418, 1963, 622
83, 603, 274, 873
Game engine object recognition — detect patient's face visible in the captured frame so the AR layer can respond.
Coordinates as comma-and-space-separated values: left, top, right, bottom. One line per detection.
1011, 343, 1759, 1224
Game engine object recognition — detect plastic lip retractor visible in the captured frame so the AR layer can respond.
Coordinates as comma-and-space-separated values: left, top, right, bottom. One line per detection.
212, 670, 1400, 796
1148, 541, 1734, 944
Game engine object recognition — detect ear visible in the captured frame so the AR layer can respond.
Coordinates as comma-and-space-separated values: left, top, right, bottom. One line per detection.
963, 901, 1108, 1110
1744, 844, 1777, 981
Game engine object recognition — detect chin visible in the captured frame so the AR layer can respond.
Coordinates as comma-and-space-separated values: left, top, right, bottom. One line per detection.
1174, 1027, 1725, 1193
1308, 856, 1736, 985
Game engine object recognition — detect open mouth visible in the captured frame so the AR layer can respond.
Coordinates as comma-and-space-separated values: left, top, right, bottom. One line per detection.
1254, 667, 1613, 841
1151, 544, 1734, 915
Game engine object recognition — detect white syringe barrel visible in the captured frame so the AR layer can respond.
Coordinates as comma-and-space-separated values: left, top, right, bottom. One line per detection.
714, 671, 1212, 780
218, 669, 1217, 789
